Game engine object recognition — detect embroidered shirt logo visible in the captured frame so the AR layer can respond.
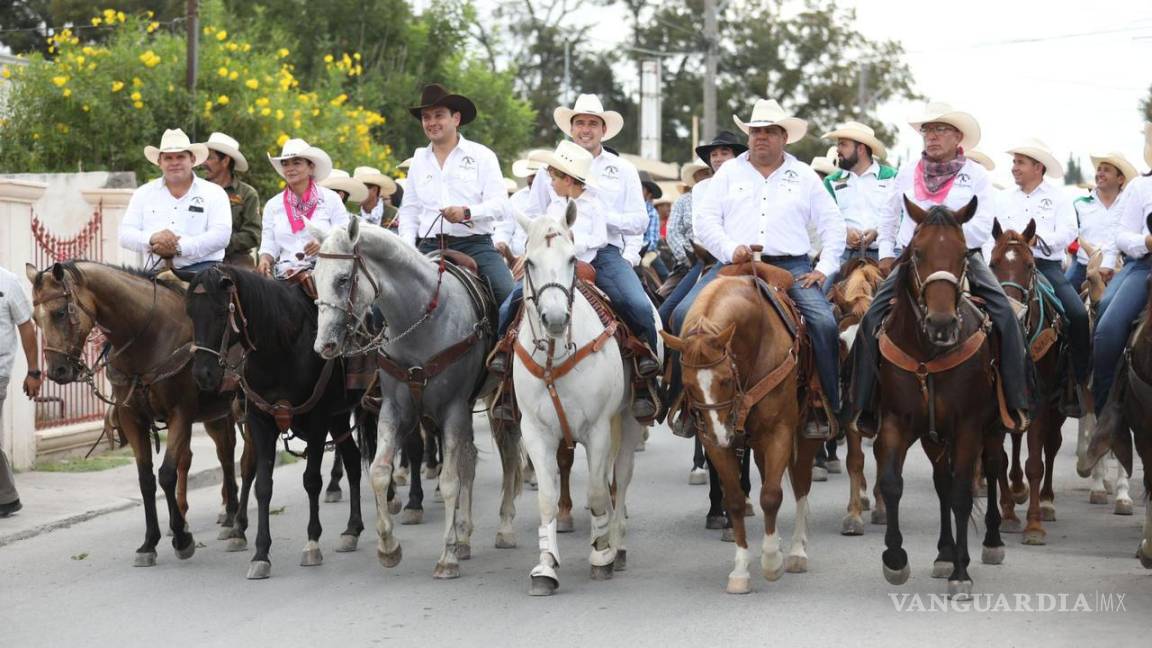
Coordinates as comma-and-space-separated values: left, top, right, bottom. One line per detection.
602, 165, 619, 180
956, 172, 971, 185
460, 155, 477, 171
1039, 198, 1053, 209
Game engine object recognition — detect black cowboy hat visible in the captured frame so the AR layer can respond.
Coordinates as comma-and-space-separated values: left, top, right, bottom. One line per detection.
408, 83, 477, 126
638, 171, 663, 200
695, 130, 748, 166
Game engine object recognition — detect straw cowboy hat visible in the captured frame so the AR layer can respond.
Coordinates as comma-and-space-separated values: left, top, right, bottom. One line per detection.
145, 128, 209, 166
529, 140, 597, 188
694, 130, 748, 166
398, 157, 414, 170
408, 83, 477, 125
554, 94, 624, 142
967, 149, 995, 171
512, 150, 548, 178
503, 178, 519, 194
352, 166, 397, 196
1006, 137, 1064, 179
267, 138, 333, 181
680, 161, 710, 188
201, 132, 249, 172
908, 101, 981, 150
821, 120, 887, 160
810, 146, 838, 176
321, 169, 368, 203
732, 99, 807, 143
1090, 152, 1139, 184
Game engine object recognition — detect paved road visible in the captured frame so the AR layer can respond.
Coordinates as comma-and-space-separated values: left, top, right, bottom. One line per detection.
0, 417, 1147, 647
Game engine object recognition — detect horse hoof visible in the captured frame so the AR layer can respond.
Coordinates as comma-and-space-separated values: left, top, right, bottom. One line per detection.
811, 466, 828, 482
388, 498, 402, 515
174, 537, 196, 560
744, 498, 755, 517
226, 536, 248, 552
557, 512, 574, 533
841, 515, 865, 536
1114, 499, 1134, 516
706, 515, 727, 530
423, 465, 441, 480
1000, 518, 1023, 533
883, 563, 910, 585
861, 495, 872, 511
335, 534, 359, 553
948, 580, 973, 600
590, 563, 614, 581
246, 561, 271, 580
826, 459, 842, 474
1022, 529, 1047, 546
688, 468, 708, 485
433, 561, 460, 579
1012, 488, 1028, 505
495, 531, 517, 549
720, 527, 735, 543
300, 547, 323, 567
216, 511, 227, 525
614, 550, 627, 572
931, 561, 953, 579
134, 551, 157, 567
378, 544, 403, 568
1089, 490, 1109, 505
634, 441, 646, 452
529, 575, 558, 596
217, 527, 234, 541
785, 555, 808, 573
726, 576, 752, 595
324, 489, 342, 504
399, 508, 424, 525
1139, 542, 1152, 569
982, 545, 1005, 565
455, 543, 471, 561
1039, 502, 1056, 521
762, 561, 784, 582
870, 509, 887, 525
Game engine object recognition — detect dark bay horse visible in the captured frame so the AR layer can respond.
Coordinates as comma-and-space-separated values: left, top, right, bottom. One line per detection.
183, 265, 365, 580
663, 261, 822, 594
988, 219, 1066, 544
25, 261, 250, 566
874, 198, 1008, 599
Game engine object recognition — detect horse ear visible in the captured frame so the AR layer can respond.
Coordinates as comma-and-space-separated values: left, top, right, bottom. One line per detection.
1022, 218, 1037, 244
953, 196, 979, 225
903, 196, 928, 225
659, 330, 683, 352
218, 273, 234, 290
24, 263, 38, 283
51, 262, 65, 282
515, 208, 533, 234
992, 218, 1003, 241
717, 322, 737, 349
565, 200, 578, 229
347, 215, 360, 243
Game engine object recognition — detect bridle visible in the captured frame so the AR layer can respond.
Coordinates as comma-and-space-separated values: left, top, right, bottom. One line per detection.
906, 243, 968, 334
522, 249, 578, 351
188, 275, 257, 375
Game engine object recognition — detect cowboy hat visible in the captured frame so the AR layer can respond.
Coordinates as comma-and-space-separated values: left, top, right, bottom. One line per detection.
820, 120, 887, 160
529, 140, 597, 188
352, 166, 397, 197
512, 150, 548, 178
680, 161, 710, 188
908, 101, 981, 150
267, 138, 333, 181
554, 94, 624, 142
408, 83, 477, 125
967, 149, 995, 171
1006, 137, 1064, 179
320, 169, 368, 203
397, 157, 414, 170
732, 99, 807, 142
1090, 151, 1139, 184
504, 178, 519, 195
145, 128, 209, 166
694, 130, 748, 166
810, 146, 838, 176
638, 171, 663, 199
200, 132, 248, 172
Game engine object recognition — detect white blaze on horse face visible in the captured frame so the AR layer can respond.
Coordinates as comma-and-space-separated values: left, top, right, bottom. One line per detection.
1004, 249, 1017, 263
695, 369, 731, 447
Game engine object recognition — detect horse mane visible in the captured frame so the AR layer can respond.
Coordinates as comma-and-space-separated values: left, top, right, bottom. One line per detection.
920, 204, 961, 228
989, 229, 1034, 267
33, 259, 186, 294
838, 262, 882, 305
192, 265, 314, 351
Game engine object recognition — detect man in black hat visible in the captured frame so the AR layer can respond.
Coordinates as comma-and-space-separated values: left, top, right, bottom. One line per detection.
638, 171, 669, 281
397, 84, 514, 304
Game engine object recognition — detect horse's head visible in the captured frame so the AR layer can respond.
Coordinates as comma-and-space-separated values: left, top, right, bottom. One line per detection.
661, 320, 740, 447
25, 262, 96, 384
520, 201, 578, 339
185, 266, 236, 391
903, 196, 978, 346
312, 217, 377, 358
989, 218, 1037, 323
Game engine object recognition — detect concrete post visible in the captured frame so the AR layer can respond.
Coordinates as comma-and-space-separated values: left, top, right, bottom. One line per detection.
81, 189, 136, 267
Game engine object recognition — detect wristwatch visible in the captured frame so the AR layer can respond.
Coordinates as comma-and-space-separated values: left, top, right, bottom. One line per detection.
462, 207, 472, 221
174, 241, 183, 257
27, 369, 41, 379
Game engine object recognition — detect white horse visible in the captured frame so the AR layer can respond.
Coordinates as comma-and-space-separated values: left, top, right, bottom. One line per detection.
513, 204, 648, 596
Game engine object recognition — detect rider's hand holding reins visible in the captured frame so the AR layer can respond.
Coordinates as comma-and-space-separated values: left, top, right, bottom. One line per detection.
879, 257, 896, 276
797, 270, 825, 289
257, 255, 274, 277
732, 245, 753, 264
303, 240, 321, 257
440, 206, 470, 224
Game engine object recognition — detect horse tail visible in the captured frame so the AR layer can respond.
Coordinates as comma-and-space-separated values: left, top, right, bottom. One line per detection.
355, 406, 378, 466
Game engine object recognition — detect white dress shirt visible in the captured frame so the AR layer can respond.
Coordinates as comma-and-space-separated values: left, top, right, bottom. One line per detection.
504, 186, 533, 255
694, 151, 846, 277
259, 185, 350, 277
994, 181, 1078, 262
0, 266, 33, 382
526, 147, 648, 264
878, 158, 996, 259
1115, 175, 1152, 260
360, 200, 383, 225
827, 162, 895, 246
1070, 190, 1122, 267
119, 176, 232, 268
397, 135, 508, 246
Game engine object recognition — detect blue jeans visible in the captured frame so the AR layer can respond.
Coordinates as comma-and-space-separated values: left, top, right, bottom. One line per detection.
669, 256, 840, 412
1065, 261, 1087, 293
823, 248, 879, 296
1036, 258, 1090, 383
418, 234, 514, 305
658, 260, 704, 330
1091, 255, 1150, 414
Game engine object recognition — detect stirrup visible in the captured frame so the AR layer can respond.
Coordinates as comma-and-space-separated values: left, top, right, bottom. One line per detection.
670, 411, 698, 438
488, 351, 510, 376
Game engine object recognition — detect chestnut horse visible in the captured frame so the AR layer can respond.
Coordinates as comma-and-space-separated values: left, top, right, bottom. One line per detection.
663, 260, 822, 595
874, 198, 1008, 599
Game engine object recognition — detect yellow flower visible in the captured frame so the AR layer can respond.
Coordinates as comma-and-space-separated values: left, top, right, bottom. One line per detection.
62, 88, 72, 97
277, 48, 290, 58
260, 107, 272, 116
75, 55, 85, 65
116, 11, 125, 22
216, 30, 228, 41
217, 95, 230, 105
353, 52, 361, 61
91, 17, 102, 26
247, 106, 255, 115
255, 97, 270, 107
202, 26, 214, 36
87, 63, 96, 71
147, 21, 159, 33
293, 119, 301, 129
32, 133, 40, 140
111, 80, 124, 92
132, 77, 143, 87
242, 43, 251, 52
218, 67, 229, 77
205, 100, 214, 110
0, 67, 10, 80
329, 94, 348, 107
130, 91, 142, 101
228, 71, 238, 80
139, 51, 161, 68
245, 79, 259, 89
103, 9, 116, 22
51, 75, 68, 87
275, 109, 284, 121
323, 54, 334, 63
82, 104, 90, 112
133, 101, 143, 109
276, 133, 290, 146
226, 42, 239, 52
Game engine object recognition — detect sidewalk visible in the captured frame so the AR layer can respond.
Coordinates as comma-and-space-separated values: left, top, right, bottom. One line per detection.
0, 425, 262, 548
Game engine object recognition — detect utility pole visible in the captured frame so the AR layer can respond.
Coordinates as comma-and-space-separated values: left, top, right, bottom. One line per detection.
856, 61, 870, 117
186, 0, 199, 137
702, 0, 718, 142
563, 40, 571, 107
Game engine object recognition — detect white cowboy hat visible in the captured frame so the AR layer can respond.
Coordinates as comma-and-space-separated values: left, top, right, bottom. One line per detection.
1144, 123, 1152, 169
732, 99, 807, 142
1006, 137, 1064, 179
200, 132, 248, 172
908, 101, 981, 150
352, 166, 397, 196
145, 128, 209, 166
554, 94, 624, 142
512, 150, 548, 178
268, 138, 333, 181
504, 178, 519, 194
820, 120, 887, 160
810, 153, 837, 176
320, 169, 368, 203
398, 157, 414, 170
966, 149, 995, 171
680, 161, 710, 188
1090, 151, 1139, 185
530, 140, 597, 188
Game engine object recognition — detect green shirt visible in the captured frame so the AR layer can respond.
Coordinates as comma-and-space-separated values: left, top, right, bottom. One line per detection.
222, 177, 261, 256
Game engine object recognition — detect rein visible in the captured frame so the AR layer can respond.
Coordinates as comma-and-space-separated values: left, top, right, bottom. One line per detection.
188, 280, 257, 376
907, 250, 967, 334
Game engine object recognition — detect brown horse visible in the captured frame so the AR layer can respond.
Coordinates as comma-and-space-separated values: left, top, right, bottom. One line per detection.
988, 219, 1066, 544
874, 198, 1008, 599
662, 261, 822, 594
25, 261, 252, 566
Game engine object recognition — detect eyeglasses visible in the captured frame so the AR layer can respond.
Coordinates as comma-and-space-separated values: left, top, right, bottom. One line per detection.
920, 124, 958, 136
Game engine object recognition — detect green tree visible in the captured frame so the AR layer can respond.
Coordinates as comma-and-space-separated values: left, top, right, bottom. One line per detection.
1065, 154, 1085, 186
1142, 83, 1152, 123
0, 2, 182, 57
